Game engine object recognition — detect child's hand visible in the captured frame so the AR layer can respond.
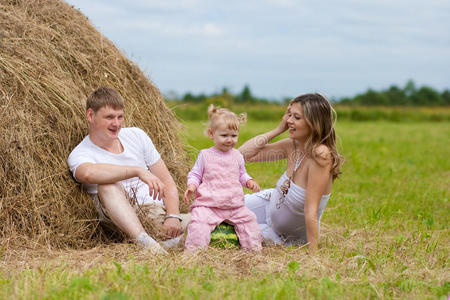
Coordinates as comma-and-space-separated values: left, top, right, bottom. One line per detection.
184, 184, 197, 205
246, 179, 260, 193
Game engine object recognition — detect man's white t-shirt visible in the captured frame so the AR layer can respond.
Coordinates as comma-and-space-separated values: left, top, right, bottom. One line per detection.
67, 127, 162, 205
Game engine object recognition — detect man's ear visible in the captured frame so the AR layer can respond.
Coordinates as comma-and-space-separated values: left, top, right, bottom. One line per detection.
86, 108, 94, 122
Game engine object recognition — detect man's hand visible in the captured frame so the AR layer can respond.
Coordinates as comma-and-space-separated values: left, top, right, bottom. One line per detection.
162, 217, 182, 238
148, 159, 181, 239
139, 169, 165, 200
184, 184, 197, 205
246, 179, 260, 193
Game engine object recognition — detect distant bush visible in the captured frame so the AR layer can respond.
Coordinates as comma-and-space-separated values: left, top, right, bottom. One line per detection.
335, 106, 450, 122
167, 80, 449, 107
339, 80, 449, 107
168, 103, 286, 121
167, 102, 450, 122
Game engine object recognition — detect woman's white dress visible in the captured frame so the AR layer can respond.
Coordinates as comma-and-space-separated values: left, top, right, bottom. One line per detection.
245, 171, 330, 246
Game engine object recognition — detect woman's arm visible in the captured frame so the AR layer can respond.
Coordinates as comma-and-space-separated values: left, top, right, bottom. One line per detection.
238, 110, 290, 162
304, 145, 332, 251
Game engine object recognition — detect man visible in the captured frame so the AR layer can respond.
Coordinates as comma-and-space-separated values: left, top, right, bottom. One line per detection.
68, 87, 188, 254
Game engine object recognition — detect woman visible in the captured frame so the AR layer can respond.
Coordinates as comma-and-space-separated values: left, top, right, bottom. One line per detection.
239, 93, 343, 250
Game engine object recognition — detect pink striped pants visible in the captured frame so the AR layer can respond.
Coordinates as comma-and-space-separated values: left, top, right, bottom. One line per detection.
185, 206, 261, 251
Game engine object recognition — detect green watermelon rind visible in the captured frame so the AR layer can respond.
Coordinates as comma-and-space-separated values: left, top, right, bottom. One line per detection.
210, 222, 240, 248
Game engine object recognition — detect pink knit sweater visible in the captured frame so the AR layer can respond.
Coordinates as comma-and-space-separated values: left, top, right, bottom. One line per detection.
187, 147, 252, 209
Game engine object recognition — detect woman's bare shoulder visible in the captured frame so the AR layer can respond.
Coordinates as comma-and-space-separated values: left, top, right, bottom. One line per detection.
313, 144, 332, 167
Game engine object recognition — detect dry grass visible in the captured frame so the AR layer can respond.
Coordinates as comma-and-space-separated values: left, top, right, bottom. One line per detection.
0, 0, 189, 249
1, 200, 447, 298
0, 224, 342, 276
1, 223, 447, 290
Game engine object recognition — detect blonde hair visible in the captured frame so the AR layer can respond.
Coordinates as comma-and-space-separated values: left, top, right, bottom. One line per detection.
206, 104, 247, 134
290, 93, 344, 180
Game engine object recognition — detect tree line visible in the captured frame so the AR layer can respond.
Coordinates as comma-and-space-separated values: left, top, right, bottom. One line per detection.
165, 80, 449, 106
165, 85, 281, 107
339, 80, 449, 106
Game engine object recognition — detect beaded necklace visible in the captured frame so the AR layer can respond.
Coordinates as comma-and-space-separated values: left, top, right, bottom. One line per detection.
277, 141, 306, 209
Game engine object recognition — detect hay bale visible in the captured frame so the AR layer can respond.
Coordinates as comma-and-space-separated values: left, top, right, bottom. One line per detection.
0, 0, 189, 248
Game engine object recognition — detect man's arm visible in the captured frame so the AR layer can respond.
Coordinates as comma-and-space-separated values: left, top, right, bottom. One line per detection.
75, 162, 138, 183
148, 159, 182, 237
75, 162, 165, 200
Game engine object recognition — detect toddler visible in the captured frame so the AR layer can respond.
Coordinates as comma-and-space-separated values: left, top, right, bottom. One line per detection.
184, 105, 262, 251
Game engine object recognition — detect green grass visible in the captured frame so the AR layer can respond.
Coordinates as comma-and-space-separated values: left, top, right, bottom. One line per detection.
1, 120, 449, 299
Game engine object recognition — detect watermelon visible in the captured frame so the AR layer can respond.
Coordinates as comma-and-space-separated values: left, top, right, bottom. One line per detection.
210, 222, 240, 249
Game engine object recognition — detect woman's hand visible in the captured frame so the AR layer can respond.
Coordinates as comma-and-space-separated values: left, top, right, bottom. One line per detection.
183, 184, 197, 204
276, 104, 291, 133
246, 179, 260, 193
238, 103, 291, 163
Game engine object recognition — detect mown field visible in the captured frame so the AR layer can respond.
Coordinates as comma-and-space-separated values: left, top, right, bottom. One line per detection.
1, 117, 448, 299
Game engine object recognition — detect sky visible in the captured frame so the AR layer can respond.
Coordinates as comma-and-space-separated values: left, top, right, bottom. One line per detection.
66, 0, 450, 100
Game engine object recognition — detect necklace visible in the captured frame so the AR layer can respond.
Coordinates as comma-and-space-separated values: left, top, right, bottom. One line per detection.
276, 142, 306, 209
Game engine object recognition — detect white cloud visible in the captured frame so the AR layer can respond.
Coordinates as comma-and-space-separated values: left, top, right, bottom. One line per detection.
264, 0, 296, 7
115, 19, 224, 37
132, 0, 203, 10
202, 23, 224, 36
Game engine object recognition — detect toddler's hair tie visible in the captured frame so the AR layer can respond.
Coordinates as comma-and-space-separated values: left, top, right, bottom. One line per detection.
238, 113, 247, 124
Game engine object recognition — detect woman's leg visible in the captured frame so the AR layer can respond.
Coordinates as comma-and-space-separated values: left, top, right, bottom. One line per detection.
259, 224, 283, 245
244, 189, 283, 245
244, 189, 273, 224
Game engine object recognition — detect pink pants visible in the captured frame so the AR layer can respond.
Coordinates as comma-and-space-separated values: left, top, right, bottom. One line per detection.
185, 206, 262, 251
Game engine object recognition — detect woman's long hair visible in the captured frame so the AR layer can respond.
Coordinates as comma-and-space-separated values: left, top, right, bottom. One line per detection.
290, 93, 343, 179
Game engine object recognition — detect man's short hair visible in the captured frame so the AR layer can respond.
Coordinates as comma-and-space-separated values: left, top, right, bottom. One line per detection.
86, 87, 124, 112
